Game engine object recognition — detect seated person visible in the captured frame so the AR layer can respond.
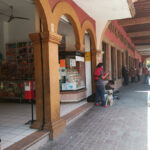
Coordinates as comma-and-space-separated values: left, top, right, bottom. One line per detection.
105, 80, 120, 100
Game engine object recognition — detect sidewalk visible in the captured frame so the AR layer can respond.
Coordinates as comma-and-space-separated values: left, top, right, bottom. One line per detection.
39, 82, 148, 150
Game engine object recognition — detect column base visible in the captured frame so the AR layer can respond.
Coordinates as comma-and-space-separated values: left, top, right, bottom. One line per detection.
44, 118, 66, 139
30, 120, 43, 129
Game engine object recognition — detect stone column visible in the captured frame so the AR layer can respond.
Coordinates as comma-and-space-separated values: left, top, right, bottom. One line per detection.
120, 51, 122, 78
41, 32, 66, 139
114, 48, 117, 80
91, 50, 97, 93
106, 44, 110, 73
30, 32, 66, 139
30, 33, 43, 129
108, 45, 111, 80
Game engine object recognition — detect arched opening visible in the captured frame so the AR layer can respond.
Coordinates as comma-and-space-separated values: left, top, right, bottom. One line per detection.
81, 20, 97, 94
57, 15, 87, 116
53, 1, 82, 50
0, 0, 48, 148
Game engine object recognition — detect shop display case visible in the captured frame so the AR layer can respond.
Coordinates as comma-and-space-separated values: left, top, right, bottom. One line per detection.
0, 41, 34, 100
0, 80, 24, 99
59, 51, 86, 91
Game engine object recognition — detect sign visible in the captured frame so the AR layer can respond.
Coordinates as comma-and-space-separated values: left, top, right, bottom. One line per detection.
85, 52, 91, 62
60, 59, 66, 68
75, 56, 84, 62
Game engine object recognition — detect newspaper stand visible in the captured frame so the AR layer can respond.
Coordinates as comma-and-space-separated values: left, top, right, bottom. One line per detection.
24, 81, 35, 124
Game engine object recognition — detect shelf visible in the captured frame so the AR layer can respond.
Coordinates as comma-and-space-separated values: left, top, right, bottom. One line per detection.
0, 97, 22, 99
1, 41, 35, 83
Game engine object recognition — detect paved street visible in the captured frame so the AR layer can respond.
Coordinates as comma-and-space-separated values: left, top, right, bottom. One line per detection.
39, 82, 148, 150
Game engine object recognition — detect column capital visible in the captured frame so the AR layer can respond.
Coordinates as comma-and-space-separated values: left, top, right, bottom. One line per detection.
29, 32, 62, 44
41, 32, 62, 44
91, 50, 103, 55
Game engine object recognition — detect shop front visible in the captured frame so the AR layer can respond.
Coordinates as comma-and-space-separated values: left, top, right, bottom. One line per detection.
0, 0, 97, 147
30, 0, 97, 139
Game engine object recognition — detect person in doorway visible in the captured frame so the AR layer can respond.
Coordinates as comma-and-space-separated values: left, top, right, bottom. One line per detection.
122, 65, 129, 85
94, 63, 109, 107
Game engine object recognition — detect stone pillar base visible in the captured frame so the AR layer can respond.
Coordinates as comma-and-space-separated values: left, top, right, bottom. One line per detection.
44, 118, 66, 139
30, 120, 43, 129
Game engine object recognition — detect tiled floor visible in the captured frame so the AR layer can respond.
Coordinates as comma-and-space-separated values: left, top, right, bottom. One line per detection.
60, 100, 87, 116
0, 103, 37, 149
0, 99, 87, 149
39, 82, 148, 150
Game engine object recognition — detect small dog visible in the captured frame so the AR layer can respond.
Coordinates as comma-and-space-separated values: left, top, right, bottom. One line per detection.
106, 90, 114, 106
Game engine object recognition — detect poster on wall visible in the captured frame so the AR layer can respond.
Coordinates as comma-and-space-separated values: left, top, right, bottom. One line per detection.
75, 56, 84, 62
85, 52, 91, 62
60, 59, 66, 68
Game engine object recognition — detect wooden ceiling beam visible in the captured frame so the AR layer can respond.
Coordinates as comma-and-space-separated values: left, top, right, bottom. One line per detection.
136, 49, 150, 52
139, 53, 150, 55
137, 50, 150, 53
139, 52, 150, 54
118, 17, 150, 26
128, 31, 150, 37
134, 39, 150, 44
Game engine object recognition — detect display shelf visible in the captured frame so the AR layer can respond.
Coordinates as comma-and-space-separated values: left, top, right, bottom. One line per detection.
4, 41, 35, 81
0, 41, 35, 100
59, 51, 86, 91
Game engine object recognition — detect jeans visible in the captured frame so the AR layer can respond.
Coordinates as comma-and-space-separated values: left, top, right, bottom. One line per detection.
144, 75, 148, 84
95, 84, 106, 106
123, 76, 128, 85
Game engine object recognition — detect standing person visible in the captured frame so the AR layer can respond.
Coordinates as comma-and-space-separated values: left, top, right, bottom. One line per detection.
143, 66, 149, 84
138, 66, 143, 81
122, 65, 129, 85
130, 67, 136, 83
137, 66, 142, 82
94, 63, 109, 107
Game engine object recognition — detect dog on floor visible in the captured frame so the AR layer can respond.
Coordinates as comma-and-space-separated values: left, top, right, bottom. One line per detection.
106, 90, 114, 106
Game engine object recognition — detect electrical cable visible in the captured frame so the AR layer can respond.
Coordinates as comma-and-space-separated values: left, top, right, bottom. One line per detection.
39, 18, 45, 130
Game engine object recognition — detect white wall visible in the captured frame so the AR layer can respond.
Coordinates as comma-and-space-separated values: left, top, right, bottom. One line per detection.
58, 21, 76, 51
0, 4, 35, 59
8, 6, 35, 43
85, 34, 92, 97
73, 0, 132, 50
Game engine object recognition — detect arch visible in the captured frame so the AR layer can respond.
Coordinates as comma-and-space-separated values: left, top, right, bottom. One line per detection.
81, 20, 97, 93
81, 20, 97, 51
34, 0, 53, 31
100, 21, 111, 50
52, 1, 82, 50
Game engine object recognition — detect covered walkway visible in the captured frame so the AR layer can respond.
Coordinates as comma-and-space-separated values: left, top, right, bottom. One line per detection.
39, 82, 148, 150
